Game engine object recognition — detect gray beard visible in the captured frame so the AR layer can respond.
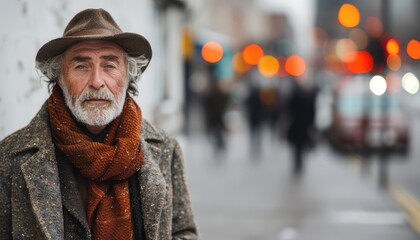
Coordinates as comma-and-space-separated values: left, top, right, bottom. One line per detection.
59, 80, 127, 127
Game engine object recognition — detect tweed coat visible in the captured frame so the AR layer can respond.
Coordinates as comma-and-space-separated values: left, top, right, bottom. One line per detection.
0, 102, 198, 240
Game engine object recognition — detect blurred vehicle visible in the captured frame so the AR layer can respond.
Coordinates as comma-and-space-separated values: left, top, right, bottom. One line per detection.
328, 74, 409, 155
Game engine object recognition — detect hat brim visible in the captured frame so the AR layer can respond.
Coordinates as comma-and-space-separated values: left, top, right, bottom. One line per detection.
36, 32, 152, 72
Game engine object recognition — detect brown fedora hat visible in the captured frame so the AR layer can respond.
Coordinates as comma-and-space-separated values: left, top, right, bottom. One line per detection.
36, 8, 152, 72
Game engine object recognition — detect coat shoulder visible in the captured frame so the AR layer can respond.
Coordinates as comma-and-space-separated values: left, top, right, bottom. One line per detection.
0, 102, 51, 161
0, 127, 31, 159
142, 119, 177, 144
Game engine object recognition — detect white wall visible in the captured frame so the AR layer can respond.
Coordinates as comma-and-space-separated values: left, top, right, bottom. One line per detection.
156, 7, 185, 134
0, 0, 161, 140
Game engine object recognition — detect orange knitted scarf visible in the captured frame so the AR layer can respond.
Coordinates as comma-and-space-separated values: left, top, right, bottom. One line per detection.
48, 86, 143, 240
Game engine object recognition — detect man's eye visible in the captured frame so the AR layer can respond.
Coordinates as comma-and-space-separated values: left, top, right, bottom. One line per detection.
105, 64, 116, 69
75, 65, 87, 70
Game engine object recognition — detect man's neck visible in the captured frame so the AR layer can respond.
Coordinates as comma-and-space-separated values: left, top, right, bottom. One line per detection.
86, 125, 106, 135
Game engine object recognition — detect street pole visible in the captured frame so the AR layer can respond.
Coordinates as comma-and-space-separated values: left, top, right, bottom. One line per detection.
378, 0, 390, 189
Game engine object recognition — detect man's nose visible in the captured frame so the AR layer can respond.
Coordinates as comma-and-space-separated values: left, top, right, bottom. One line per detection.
89, 66, 105, 89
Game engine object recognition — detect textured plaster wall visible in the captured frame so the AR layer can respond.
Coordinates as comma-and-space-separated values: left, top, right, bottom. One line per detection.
0, 0, 161, 140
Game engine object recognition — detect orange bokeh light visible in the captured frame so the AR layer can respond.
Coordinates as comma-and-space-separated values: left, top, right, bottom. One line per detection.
387, 54, 401, 71
338, 4, 360, 28
285, 56, 306, 76
242, 44, 264, 65
407, 40, 420, 59
258, 55, 280, 77
232, 52, 251, 74
201, 41, 224, 63
345, 51, 373, 74
386, 39, 400, 55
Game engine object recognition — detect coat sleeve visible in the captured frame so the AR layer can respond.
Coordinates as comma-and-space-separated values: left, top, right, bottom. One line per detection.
170, 140, 199, 239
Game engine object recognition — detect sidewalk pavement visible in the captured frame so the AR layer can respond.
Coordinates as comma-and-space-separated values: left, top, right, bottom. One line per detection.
179, 128, 419, 240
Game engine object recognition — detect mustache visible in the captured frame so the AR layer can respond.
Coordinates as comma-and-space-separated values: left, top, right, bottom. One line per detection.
78, 88, 114, 102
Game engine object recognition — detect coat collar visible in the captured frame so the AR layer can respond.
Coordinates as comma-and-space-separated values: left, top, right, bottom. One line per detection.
15, 103, 65, 239
12, 101, 167, 240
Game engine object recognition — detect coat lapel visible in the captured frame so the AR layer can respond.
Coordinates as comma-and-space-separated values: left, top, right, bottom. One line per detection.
138, 121, 167, 240
16, 103, 65, 239
20, 151, 64, 240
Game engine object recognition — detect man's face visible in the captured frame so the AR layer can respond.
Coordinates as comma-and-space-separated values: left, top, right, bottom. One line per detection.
60, 40, 128, 128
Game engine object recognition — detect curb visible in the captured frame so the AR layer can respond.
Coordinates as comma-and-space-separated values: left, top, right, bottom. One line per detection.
390, 186, 420, 235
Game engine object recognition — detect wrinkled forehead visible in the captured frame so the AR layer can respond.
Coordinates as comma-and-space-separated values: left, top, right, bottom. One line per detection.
64, 40, 126, 58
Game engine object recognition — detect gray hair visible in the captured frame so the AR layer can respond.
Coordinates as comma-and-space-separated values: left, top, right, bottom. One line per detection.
36, 53, 149, 96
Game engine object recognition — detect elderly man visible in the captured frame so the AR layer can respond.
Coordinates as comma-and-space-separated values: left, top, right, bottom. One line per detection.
0, 8, 198, 240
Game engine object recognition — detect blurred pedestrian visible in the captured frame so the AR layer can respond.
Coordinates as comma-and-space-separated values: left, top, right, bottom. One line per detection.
246, 85, 265, 153
259, 87, 281, 138
286, 77, 317, 175
0, 8, 198, 239
245, 67, 282, 154
204, 81, 230, 152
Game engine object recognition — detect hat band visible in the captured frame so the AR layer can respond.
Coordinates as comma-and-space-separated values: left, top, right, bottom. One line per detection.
65, 28, 118, 37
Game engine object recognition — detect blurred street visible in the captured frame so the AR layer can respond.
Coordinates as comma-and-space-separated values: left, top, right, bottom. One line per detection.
390, 94, 420, 200
1, 1, 420, 240
180, 107, 420, 240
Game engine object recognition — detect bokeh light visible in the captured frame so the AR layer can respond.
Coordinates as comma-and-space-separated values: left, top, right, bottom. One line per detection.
285, 55, 306, 76
344, 51, 373, 74
336, 38, 357, 61
232, 52, 251, 74
370, 75, 387, 96
407, 40, 420, 60
258, 55, 280, 78
387, 54, 401, 71
242, 44, 264, 65
386, 39, 400, 55
402, 72, 420, 94
201, 41, 224, 63
338, 4, 360, 28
